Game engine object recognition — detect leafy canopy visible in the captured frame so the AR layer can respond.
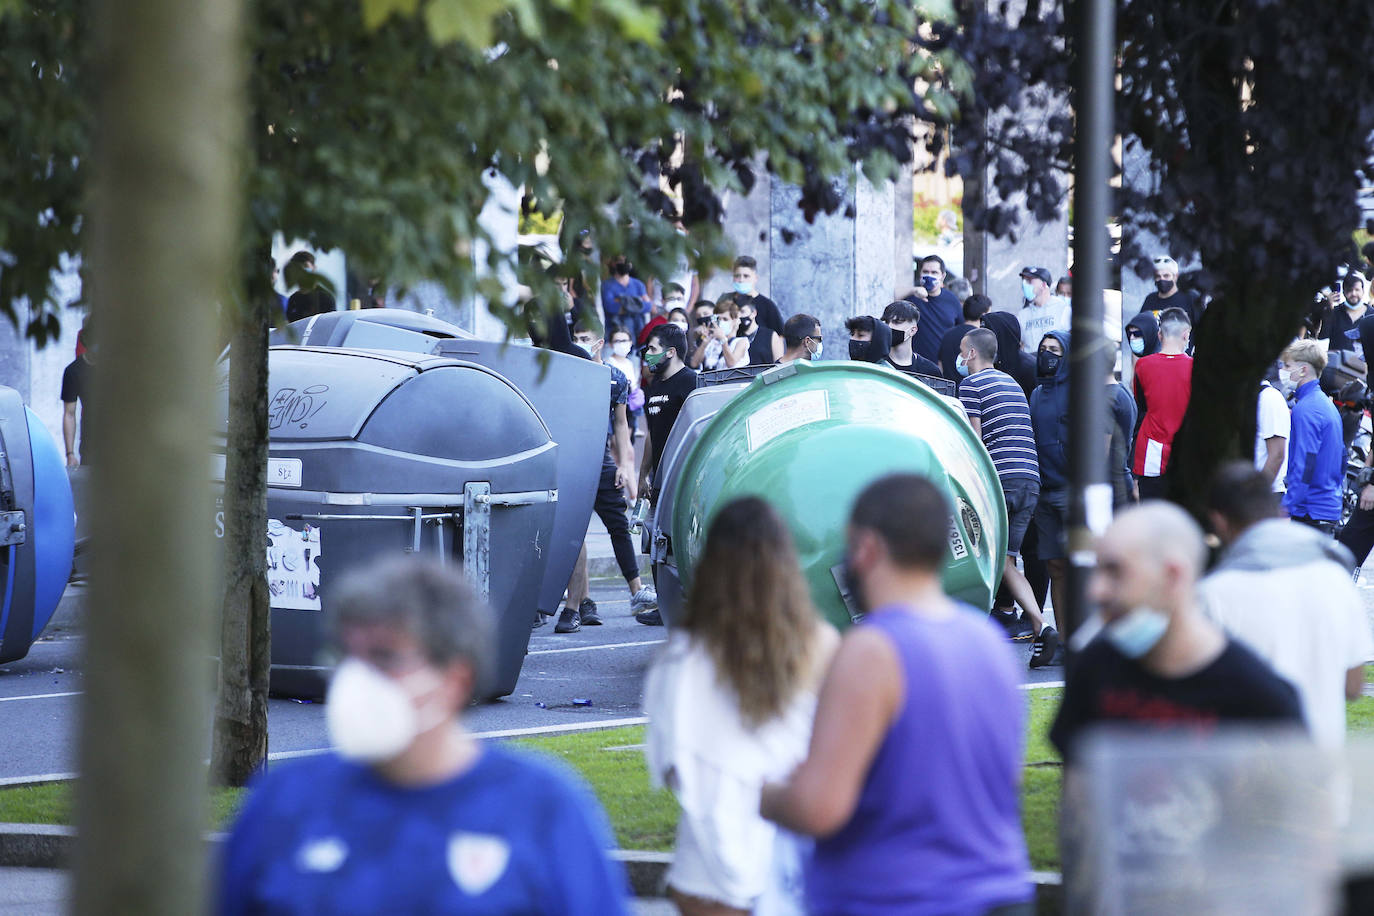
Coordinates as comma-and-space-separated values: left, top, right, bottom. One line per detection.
6, 0, 965, 341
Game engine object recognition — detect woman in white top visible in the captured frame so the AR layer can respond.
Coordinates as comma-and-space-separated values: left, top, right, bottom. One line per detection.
645, 497, 837, 916
605, 323, 643, 438
691, 299, 751, 372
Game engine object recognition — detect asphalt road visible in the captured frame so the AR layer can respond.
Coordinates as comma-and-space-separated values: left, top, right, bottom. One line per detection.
1, 579, 1068, 783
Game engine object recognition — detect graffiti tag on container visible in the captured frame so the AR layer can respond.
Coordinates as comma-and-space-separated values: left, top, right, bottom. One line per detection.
269, 385, 330, 431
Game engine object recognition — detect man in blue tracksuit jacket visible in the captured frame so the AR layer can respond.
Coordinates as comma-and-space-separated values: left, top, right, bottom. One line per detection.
1281, 339, 1344, 532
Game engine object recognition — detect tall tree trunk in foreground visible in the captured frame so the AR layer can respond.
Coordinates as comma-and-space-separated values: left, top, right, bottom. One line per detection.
212, 281, 272, 786
73, 0, 244, 912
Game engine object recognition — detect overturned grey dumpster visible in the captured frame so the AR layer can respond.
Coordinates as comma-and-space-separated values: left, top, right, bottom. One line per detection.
268, 312, 607, 622
215, 347, 560, 699
0, 387, 75, 664
432, 339, 607, 620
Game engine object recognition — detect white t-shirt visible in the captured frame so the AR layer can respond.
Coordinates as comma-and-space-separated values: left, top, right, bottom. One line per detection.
1017, 295, 1071, 351
1254, 382, 1290, 492
1198, 559, 1373, 747
644, 632, 818, 908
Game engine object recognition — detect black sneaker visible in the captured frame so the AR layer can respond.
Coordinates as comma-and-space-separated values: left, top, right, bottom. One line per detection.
991, 608, 1035, 641
579, 597, 602, 626
634, 607, 663, 627
1029, 626, 1064, 669
554, 607, 581, 633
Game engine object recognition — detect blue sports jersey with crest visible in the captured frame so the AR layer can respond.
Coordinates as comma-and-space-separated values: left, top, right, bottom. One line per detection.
219, 745, 630, 915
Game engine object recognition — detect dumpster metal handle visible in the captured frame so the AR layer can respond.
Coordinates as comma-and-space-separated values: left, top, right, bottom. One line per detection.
311, 490, 556, 508
284, 512, 455, 522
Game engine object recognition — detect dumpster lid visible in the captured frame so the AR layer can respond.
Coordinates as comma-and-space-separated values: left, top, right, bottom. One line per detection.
255, 348, 431, 441
270, 308, 474, 351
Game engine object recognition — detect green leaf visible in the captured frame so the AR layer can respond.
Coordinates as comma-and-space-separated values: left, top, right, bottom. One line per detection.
360, 0, 421, 30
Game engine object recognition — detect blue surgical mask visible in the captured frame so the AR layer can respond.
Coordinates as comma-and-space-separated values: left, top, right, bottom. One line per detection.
1022, 280, 1035, 300
1129, 337, 1145, 356
1104, 607, 1170, 659
733, 281, 754, 296
955, 354, 971, 376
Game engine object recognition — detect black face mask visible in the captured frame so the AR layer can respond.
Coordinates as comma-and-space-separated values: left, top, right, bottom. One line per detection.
889, 327, 906, 347
739, 317, 753, 334
1155, 279, 1175, 295
849, 339, 875, 362
1037, 350, 1061, 377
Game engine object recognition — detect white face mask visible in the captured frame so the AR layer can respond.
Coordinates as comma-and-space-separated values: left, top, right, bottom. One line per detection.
325, 658, 446, 764
611, 341, 632, 357
670, 321, 689, 332
1104, 607, 1170, 659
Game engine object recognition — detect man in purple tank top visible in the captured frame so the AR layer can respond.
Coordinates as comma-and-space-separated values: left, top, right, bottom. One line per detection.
762, 474, 1033, 916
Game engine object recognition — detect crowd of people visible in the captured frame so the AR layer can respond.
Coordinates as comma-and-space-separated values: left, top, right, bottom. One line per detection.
213, 243, 1374, 913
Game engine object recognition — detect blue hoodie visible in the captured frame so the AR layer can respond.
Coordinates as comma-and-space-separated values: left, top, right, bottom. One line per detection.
1029, 330, 1072, 490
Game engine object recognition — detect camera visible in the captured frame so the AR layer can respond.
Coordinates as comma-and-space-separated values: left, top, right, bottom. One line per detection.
695, 315, 713, 327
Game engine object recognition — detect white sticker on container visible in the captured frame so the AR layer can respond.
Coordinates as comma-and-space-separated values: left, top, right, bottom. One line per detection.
746, 389, 830, 451
267, 519, 322, 611
948, 516, 969, 560
210, 454, 302, 488
269, 457, 304, 488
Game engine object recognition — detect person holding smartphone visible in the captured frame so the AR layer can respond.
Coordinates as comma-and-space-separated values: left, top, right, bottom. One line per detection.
690, 300, 749, 371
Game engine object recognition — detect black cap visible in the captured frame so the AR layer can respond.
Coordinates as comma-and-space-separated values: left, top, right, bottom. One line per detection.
1020, 266, 1052, 285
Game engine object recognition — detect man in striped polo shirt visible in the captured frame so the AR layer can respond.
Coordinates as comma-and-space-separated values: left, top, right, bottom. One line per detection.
957, 328, 1062, 668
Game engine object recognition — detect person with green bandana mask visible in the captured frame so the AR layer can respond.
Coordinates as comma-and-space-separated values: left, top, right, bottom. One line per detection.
638, 322, 697, 508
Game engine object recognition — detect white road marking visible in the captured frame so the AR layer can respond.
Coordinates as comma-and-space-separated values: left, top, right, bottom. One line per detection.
265, 716, 652, 763
0, 691, 82, 703
1022, 681, 1064, 690
0, 772, 76, 787
526, 640, 665, 656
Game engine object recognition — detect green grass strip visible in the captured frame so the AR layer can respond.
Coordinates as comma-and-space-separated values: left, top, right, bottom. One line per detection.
8, 687, 1374, 873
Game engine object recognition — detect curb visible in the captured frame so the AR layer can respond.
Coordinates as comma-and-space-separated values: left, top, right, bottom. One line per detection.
0, 825, 1062, 908
0, 824, 673, 895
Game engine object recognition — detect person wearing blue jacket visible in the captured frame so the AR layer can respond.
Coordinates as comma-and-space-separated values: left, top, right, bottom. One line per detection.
1281, 339, 1345, 532
218, 559, 631, 916
1029, 330, 1072, 650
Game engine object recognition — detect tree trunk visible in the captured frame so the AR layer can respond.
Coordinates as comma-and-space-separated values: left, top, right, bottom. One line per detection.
212, 283, 272, 786
72, 0, 243, 912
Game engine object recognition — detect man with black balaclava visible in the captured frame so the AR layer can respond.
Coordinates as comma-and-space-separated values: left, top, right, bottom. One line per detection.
1029, 330, 1072, 655
846, 315, 893, 365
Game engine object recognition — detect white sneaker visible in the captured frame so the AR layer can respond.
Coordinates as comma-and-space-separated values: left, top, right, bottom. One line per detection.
630, 586, 658, 613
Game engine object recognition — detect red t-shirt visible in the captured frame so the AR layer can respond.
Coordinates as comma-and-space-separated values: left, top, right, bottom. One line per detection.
1132, 352, 1193, 476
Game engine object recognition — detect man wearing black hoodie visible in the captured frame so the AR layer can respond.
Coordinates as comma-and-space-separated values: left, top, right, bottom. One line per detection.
1029, 330, 1073, 655
1124, 310, 1161, 365
846, 315, 893, 364
983, 311, 1038, 399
